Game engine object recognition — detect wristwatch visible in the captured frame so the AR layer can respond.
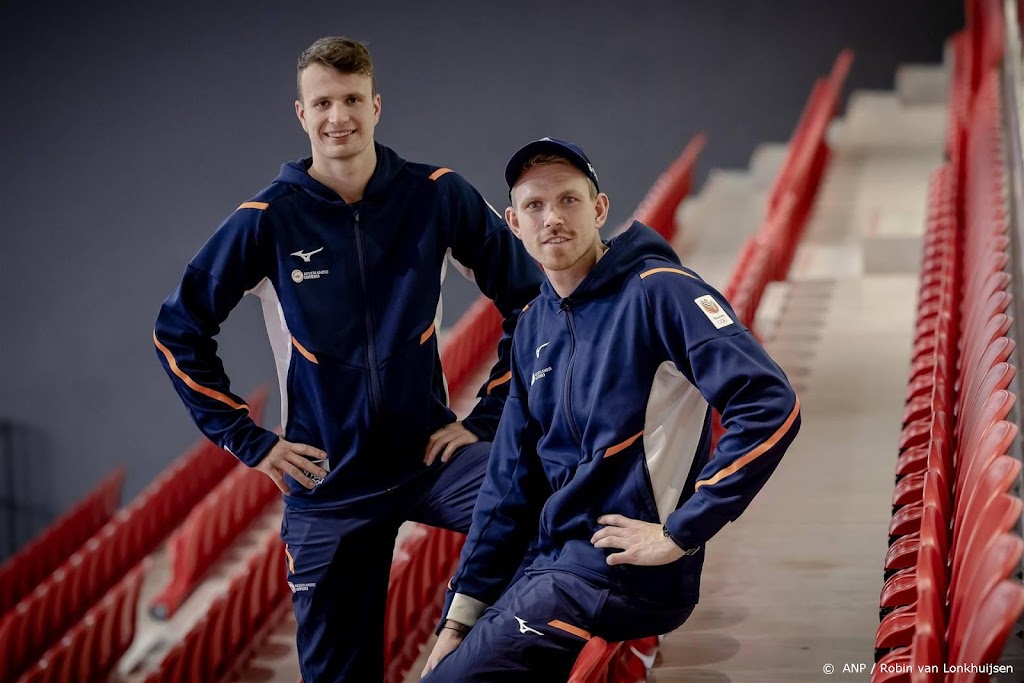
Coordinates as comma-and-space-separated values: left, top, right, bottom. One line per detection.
663, 525, 701, 556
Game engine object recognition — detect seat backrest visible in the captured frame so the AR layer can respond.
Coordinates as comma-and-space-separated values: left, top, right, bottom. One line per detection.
960, 283, 1009, 342
948, 580, 1024, 682
960, 269, 1009, 311
954, 453, 1020, 552
958, 336, 1014, 412
955, 409, 1016, 500
958, 290, 1010, 353
955, 364, 1015, 448
950, 419, 1015, 528
951, 494, 1023, 616
909, 576, 946, 683
949, 533, 1024, 647
954, 311, 1011, 393
918, 508, 950, 598
955, 313, 1010, 406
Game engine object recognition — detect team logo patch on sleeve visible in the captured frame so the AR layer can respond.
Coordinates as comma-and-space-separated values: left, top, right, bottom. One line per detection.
695, 295, 734, 329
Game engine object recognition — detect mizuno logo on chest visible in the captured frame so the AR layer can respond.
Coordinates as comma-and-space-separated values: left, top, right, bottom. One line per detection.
291, 247, 324, 262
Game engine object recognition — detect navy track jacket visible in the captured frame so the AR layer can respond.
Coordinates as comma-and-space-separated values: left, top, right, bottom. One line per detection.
446, 223, 800, 625
154, 143, 542, 508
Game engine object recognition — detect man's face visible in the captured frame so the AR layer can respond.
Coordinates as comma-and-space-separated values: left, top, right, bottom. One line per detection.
295, 63, 381, 163
506, 162, 609, 274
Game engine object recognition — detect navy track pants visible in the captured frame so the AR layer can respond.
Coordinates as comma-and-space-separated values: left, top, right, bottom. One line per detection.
422, 569, 695, 682
281, 441, 489, 683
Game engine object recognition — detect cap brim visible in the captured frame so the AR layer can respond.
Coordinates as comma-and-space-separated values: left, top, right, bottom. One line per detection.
505, 140, 594, 193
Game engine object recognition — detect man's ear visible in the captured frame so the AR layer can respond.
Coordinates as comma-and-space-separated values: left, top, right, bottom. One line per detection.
594, 192, 610, 229
372, 93, 382, 124
505, 205, 522, 239
294, 100, 308, 133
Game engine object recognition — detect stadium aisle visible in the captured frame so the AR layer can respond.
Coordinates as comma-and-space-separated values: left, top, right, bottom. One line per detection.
649, 70, 947, 682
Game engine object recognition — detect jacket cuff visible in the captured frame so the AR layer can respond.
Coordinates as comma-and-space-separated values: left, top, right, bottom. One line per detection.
446, 592, 490, 629
461, 407, 499, 442
665, 496, 717, 550
224, 423, 280, 468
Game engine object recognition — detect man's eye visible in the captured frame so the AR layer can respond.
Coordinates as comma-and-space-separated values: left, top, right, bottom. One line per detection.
526, 202, 541, 210
564, 197, 577, 204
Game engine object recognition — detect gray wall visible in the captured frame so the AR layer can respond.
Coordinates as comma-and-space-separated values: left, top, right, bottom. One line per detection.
0, 0, 960, 555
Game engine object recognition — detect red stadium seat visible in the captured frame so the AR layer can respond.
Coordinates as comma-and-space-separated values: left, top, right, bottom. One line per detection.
946, 580, 1024, 682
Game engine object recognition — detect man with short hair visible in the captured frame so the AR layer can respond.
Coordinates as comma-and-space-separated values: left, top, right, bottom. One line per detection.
421, 138, 801, 680
154, 36, 542, 682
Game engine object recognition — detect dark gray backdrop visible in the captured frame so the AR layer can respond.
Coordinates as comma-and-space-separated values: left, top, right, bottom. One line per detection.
0, 0, 961, 556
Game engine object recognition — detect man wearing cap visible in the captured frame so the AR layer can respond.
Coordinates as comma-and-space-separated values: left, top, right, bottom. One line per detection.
421, 139, 801, 679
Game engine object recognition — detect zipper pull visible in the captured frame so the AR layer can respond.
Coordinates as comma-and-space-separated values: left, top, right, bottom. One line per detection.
559, 299, 572, 312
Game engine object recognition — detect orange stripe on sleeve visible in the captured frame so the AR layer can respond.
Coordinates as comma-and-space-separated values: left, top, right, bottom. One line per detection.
695, 397, 801, 491
640, 267, 699, 280
548, 620, 591, 640
153, 331, 250, 412
420, 323, 436, 345
604, 430, 644, 458
486, 371, 512, 395
292, 337, 319, 364
237, 201, 269, 210
429, 168, 453, 181
285, 545, 296, 574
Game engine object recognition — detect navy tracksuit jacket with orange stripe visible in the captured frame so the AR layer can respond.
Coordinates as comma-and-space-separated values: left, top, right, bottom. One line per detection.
438, 223, 800, 666
154, 142, 542, 509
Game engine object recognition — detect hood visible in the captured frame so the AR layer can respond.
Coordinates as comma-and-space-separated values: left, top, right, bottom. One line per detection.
273, 142, 407, 204
540, 221, 683, 303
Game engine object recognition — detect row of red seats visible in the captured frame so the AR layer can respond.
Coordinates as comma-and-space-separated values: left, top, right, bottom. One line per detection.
384, 526, 466, 682
0, 466, 124, 617
143, 530, 288, 683
572, 54, 852, 680
16, 560, 147, 683
872, 6, 1024, 675
628, 132, 707, 240
569, 637, 658, 683
764, 48, 853, 281
0, 388, 267, 681
724, 49, 853, 326
149, 456, 280, 620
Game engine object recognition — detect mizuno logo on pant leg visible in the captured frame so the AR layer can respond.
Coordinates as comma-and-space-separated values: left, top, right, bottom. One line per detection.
514, 616, 544, 636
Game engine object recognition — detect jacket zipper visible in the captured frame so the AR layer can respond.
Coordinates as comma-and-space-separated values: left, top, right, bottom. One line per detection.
560, 299, 584, 450
353, 210, 383, 413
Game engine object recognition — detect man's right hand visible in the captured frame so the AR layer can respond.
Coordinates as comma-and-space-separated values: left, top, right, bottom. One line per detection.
255, 438, 328, 494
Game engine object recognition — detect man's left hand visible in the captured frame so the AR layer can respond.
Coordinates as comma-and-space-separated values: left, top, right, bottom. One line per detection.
424, 421, 479, 466
420, 627, 465, 678
591, 514, 686, 566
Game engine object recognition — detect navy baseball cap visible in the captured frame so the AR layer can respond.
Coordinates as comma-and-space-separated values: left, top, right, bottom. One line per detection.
505, 137, 600, 195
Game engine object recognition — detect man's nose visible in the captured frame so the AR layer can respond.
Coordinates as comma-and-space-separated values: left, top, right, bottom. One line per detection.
328, 103, 348, 123
544, 207, 564, 227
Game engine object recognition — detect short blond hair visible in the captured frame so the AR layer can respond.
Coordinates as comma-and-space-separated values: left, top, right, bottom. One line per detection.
513, 154, 599, 201
297, 36, 376, 99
